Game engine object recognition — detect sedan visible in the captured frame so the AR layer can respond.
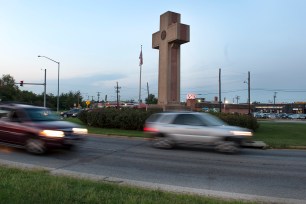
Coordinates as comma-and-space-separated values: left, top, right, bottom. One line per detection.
0, 103, 88, 154
144, 112, 253, 153
60, 108, 82, 118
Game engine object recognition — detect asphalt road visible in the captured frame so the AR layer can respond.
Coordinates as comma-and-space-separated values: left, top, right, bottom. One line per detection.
0, 135, 306, 203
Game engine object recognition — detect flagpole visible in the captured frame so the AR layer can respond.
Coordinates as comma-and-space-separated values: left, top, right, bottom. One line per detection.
139, 45, 143, 104
139, 65, 142, 103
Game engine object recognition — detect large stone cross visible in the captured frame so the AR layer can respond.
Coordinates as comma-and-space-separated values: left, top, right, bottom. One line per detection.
152, 11, 190, 106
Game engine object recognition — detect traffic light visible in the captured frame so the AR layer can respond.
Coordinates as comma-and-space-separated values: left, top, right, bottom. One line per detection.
20, 80, 23, 86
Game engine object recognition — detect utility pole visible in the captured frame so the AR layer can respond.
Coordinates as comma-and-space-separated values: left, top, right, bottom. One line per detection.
244, 71, 251, 114
273, 92, 277, 104
236, 96, 240, 104
97, 92, 101, 102
115, 82, 121, 108
219, 68, 222, 113
248, 71, 251, 115
77, 92, 80, 108
273, 92, 277, 113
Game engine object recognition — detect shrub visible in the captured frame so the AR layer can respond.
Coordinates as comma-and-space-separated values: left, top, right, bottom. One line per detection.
212, 112, 259, 131
79, 108, 259, 131
78, 108, 160, 131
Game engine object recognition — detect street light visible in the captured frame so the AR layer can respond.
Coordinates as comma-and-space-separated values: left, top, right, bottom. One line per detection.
38, 55, 60, 112
41, 68, 47, 108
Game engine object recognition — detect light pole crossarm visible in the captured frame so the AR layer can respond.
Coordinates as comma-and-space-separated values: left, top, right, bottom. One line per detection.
38, 55, 60, 112
38, 55, 59, 64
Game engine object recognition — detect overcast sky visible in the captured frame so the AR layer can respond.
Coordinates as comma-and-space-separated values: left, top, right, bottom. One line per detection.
1, 0, 306, 104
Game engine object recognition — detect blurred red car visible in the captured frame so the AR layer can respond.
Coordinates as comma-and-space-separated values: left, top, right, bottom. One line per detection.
0, 103, 88, 154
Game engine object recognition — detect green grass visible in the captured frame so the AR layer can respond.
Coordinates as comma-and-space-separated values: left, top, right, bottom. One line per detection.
253, 121, 306, 148
0, 165, 253, 204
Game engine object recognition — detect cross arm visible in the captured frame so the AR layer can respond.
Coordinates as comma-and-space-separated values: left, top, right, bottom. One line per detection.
152, 31, 161, 49
167, 23, 190, 44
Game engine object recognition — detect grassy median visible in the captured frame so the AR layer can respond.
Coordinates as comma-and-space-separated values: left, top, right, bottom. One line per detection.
0, 165, 253, 204
253, 121, 306, 148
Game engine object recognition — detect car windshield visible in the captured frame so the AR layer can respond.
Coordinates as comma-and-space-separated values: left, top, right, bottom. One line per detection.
24, 108, 59, 121
199, 113, 227, 126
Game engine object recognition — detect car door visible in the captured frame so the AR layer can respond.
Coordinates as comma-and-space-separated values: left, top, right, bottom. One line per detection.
170, 114, 221, 145
169, 114, 205, 144
0, 107, 13, 142
0, 109, 27, 145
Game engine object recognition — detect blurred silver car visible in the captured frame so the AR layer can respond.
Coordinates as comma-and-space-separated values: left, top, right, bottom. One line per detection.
144, 112, 253, 153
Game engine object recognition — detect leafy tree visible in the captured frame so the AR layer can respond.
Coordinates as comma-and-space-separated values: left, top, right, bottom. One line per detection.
145, 94, 158, 104
18, 90, 40, 105
60, 91, 83, 110
0, 74, 83, 111
0, 74, 20, 101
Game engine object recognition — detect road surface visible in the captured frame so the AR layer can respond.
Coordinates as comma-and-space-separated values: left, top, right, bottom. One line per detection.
0, 135, 305, 203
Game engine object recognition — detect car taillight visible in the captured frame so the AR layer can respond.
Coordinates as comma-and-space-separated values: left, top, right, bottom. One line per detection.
143, 127, 158, 132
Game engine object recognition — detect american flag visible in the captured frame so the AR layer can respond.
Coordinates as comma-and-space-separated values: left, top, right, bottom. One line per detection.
139, 47, 143, 66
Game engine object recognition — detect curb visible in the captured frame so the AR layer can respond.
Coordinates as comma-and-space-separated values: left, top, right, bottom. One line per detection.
0, 159, 305, 204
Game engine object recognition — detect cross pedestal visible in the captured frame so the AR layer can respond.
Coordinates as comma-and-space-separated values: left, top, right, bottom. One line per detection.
152, 11, 190, 107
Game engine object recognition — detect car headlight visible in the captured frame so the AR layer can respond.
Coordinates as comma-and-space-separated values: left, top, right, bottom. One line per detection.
230, 131, 253, 136
72, 128, 88, 134
39, 130, 65, 138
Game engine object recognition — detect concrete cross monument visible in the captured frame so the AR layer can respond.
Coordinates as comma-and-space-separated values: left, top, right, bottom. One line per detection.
152, 11, 190, 107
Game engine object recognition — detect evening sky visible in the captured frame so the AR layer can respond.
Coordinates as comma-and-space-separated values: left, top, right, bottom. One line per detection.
1, 0, 305, 104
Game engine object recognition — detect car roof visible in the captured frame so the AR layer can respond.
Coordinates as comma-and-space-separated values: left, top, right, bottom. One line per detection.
153, 111, 204, 115
146, 111, 206, 122
0, 102, 45, 109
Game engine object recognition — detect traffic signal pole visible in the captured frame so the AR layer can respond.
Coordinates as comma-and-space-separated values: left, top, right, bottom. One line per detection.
17, 76, 47, 107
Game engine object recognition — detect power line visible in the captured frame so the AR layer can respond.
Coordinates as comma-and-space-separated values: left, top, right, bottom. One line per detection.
252, 88, 306, 93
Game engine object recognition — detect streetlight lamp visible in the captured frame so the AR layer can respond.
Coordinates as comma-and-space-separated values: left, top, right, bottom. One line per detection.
38, 55, 60, 112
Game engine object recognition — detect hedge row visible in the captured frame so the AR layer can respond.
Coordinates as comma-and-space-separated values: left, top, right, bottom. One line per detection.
78, 108, 259, 131
211, 112, 259, 131
78, 108, 159, 130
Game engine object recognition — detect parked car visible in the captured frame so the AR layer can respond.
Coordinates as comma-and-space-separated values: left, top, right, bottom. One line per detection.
288, 114, 304, 119
60, 108, 82, 118
279, 113, 288, 119
0, 103, 88, 154
298, 114, 306, 119
144, 112, 253, 153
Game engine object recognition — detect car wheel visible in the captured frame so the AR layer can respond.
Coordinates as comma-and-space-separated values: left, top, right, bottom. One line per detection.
152, 136, 174, 149
64, 114, 68, 118
215, 141, 240, 153
25, 138, 46, 154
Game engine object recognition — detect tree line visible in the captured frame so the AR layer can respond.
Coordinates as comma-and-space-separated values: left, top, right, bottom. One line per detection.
0, 74, 158, 111
0, 74, 85, 111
